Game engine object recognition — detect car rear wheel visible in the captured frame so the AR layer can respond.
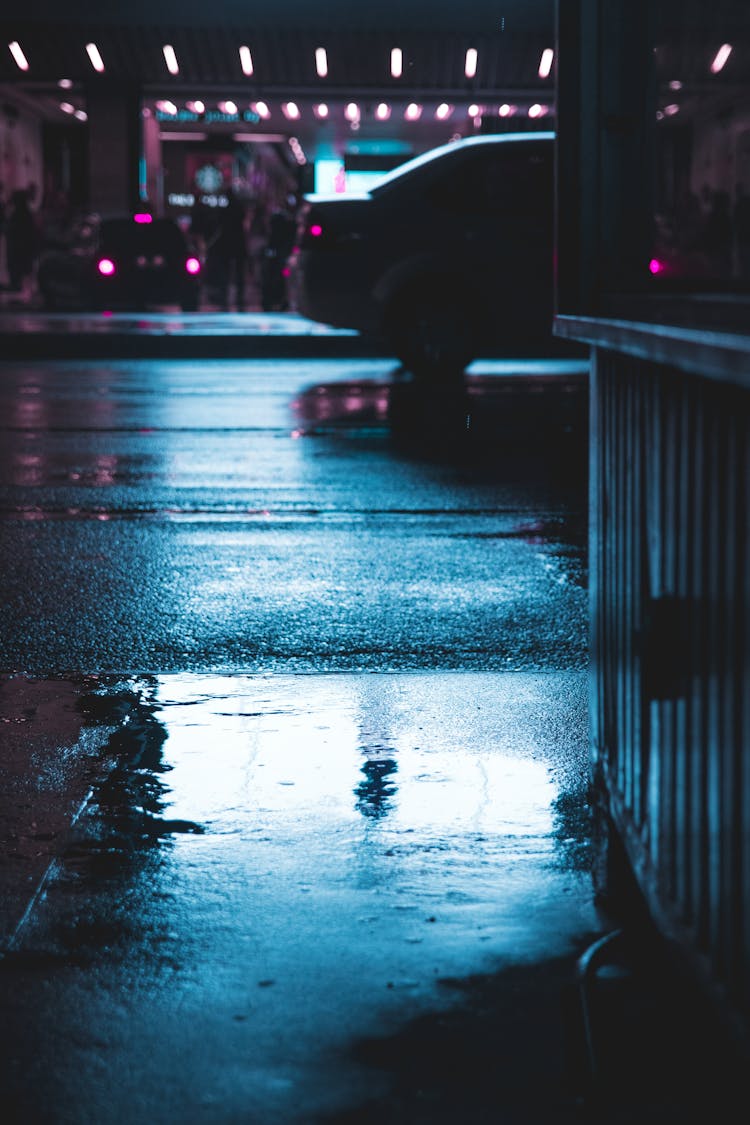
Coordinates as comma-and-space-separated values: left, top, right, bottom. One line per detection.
388, 286, 475, 380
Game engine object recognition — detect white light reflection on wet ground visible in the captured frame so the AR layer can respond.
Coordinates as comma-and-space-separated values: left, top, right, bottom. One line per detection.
150, 672, 596, 989
1, 672, 600, 1123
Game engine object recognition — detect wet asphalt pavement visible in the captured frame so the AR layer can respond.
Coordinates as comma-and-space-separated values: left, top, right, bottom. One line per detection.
0, 358, 588, 674
0, 354, 671, 1123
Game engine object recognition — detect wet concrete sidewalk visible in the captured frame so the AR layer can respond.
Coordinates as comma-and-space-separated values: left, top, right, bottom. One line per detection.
0, 309, 586, 361
2, 671, 743, 1124
0, 669, 605, 1123
0, 310, 385, 359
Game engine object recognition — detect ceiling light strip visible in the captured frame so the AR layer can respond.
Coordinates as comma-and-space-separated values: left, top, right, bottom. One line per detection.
8, 41, 29, 71
538, 48, 554, 78
710, 43, 732, 74
86, 42, 105, 73
239, 46, 253, 76
163, 44, 179, 76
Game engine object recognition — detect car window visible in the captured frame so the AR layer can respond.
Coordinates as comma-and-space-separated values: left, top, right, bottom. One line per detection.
427, 145, 553, 218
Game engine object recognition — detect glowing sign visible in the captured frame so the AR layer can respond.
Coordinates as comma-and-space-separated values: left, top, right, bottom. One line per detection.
194, 164, 224, 192
154, 109, 260, 124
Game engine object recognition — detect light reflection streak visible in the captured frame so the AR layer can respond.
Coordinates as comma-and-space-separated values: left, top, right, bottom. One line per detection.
152, 677, 556, 846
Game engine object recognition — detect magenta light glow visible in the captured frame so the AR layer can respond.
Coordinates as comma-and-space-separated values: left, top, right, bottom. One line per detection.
134, 213, 152, 224
649, 258, 664, 274
185, 257, 201, 274
310, 224, 323, 237
98, 258, 116, 276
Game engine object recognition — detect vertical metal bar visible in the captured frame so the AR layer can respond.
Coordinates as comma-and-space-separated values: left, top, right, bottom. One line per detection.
646, 368, 663, 874
625, 368, 636, 818
688, 379, 706, 941
706, 401, 723, 974
632, 366, 645, 827
662, 371, 678, 903
589, 347, 603, 767
740, 413, 750, 1019
675, 376, 690, 915
720, 399, 738, 995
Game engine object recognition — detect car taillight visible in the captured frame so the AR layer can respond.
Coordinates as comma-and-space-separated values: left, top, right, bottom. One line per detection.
185, 257, 201, 274
98, 258, 116, 276
133, 213, 152, 224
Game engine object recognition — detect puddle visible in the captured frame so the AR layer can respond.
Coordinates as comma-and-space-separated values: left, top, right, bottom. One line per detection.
2, 671, 600, 1124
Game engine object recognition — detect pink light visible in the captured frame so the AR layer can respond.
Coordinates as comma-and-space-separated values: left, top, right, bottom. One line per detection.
310, 223, 323, 237
133, 213, 152, 224
97, 258, 116, 276
185, 257, 201, 274
649, 258, 664, 274
538, 48, 554, 79
282, 266, 291, 278
86, 42, 105, 73
8, 42, 30, 71
710, 44, 732, 74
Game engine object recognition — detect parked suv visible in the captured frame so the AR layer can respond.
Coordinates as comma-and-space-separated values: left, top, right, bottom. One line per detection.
288, 132, 556, 376
37, 213, 203, 312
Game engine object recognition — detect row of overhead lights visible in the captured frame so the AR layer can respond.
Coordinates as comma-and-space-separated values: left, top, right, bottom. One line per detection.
152, 99, 553, 122
9, 39, 737, 80
57, 95, 687, 126
7, 40, 556, 81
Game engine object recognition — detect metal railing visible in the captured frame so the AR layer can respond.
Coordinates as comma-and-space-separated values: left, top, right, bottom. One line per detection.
586, 334, 749, 1046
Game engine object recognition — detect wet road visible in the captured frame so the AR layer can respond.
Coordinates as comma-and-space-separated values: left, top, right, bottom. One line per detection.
0, 358, 588, 673
0, 357, 607, 1123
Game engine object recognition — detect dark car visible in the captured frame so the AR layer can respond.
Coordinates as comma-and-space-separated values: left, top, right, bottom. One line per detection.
287, 132, 556, 377
37, 213, 203, 311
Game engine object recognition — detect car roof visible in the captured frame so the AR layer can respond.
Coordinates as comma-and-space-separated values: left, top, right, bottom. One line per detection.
304, 131, 555, 203
370, 131, 555, 192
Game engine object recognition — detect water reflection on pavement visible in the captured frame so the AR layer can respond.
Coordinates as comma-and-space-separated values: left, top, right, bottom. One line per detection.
0, 671, 599, 1124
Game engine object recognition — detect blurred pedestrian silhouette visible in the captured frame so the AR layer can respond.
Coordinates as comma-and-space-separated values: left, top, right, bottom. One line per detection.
0, 182, 6, 287
246, 201, 269, 298
6, 188, 39, 296
734, 183, 750, 279
696, 186, 732, 277
260, 199, 297, 311
208, 190, 248, 310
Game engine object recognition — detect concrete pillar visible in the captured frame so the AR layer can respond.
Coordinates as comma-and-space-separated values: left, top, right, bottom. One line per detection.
141, 111, 164, 215
556, 0, 656, 314
85, 82, 140, 214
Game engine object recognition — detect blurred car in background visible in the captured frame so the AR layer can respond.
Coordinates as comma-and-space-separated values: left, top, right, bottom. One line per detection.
37, 213, 203, 311
287, 132, 556, 377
